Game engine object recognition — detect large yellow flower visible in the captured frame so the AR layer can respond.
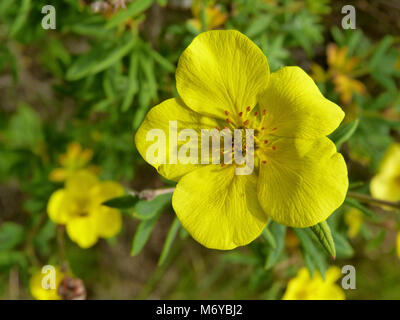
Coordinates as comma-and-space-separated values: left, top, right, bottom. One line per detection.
30, 267, 64, 300
370, 143, 400, 203
47, 170, 124, 248
135, 30, 348, 250
282, 266, 345, 300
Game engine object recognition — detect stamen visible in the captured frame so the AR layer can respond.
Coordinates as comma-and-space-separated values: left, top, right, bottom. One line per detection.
272, 146, 276, 150
224, 110, 229, 116
243, 120, 249, 126
226, 118, 230, 124
239, 112, 243, 117
254, 111, 259, 117
264, 140, 269, 144
246, 106, 251, 112
262, 109, 266, 115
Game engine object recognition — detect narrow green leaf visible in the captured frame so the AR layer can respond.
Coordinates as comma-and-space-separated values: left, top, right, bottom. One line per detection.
106, 0, 153, 29
344, 198, 377, 219
148, 49, 175, 73
133, 193, 172, 220
9, 0, 31, 37
369, 36, 393, 71
102, 194, 138, 209
309, 221, 336, 258
294, 228, 327, 277
158, 217, 181, 266
264, 223, 286, 270
328, 119, 359, 148
121, 52, 140, 112
131, 213, 160, 256
333, 232, 354, 258
262, 226, 276, 249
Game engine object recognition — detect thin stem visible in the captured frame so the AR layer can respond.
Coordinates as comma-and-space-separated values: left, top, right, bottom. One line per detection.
130, 187, 176, 201
347, 191, 400, 210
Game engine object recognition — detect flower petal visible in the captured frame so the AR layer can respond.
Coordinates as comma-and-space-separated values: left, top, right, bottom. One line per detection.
65, 170, 99, 198
95, 207, 122, 239
257, 137, 348, 227
370, 174, 400, 202
172, 165, 268, 250
176, 30, 270, 122
89, 181, 124, 205
47, 189, 70, 224
259, 66, 344, 139
66, 215, 99, 249
135, 98, 220, 181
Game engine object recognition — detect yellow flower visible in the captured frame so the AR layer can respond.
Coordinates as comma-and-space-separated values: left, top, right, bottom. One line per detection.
49, 142, 99, 182
370, 143, 400, 203
344, 208, 363, 238
30, 267, 64, 300
189, 0, 227, 31
135, 30, 348, 250
47, 170, 124, 248
282, 267, 345, 300
312, 44, 366, 105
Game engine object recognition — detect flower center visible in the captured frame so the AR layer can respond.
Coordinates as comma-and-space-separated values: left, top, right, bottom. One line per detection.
215, 106, 279, 167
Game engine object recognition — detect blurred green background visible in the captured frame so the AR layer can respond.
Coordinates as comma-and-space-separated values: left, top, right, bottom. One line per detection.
0, 0, 400, 300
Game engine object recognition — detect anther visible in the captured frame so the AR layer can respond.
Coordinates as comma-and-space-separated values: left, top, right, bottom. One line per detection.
262, 160, 267, 164
261, 127, 265, 131
224, 110, 229, 116
243, 120, 249, 126
264, 140, 269, 144
226, 118, 230, 124
246, 106, 251, 112
254, 111, 259, 117
272, 146, 276, 150
262, 109, 266, 115
239, 112, 243, 117
272, 127, 277, 131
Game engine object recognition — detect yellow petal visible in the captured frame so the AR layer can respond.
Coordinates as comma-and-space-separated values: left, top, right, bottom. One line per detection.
135, 98, 219, 181
172, 165, 268, 250
259, 66, 344, 139
176, 30, 270, 122
377, 143, 400, 178
65, 170, 99, 198
370, 174, 400, 202
94, 207, 122, 238
89, 181, 124, 205
29, 267, 64, 300
47, 189, 71, 224
344, 208, 363, 238
66, 216, 99, 249
48, 168, 68, 182
257, 137, 348, 227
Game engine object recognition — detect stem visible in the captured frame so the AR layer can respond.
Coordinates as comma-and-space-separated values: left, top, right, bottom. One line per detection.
347, 191, 400, 210
57, 226, 68, 272
130, 187, 176, 201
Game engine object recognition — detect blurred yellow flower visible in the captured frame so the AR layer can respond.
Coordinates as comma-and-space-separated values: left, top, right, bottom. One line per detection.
370, 143, 400, 203
283, 266, 345, 300
49, 142, 99, 182
189, 0, 227, 31
311, 44, 366, 105
47, 170, 124, 248
30, 267, 64, 300
344, 208, 363, 238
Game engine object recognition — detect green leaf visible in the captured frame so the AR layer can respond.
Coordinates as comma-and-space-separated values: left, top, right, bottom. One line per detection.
158, 217, 180, 266
66, 38, 135, 81
264, 223, 286, 270
344, 198, 378, 219
9, 0, 31, 37
106, 0, 153, 29
333, 232, 354, 258
121, 52, 140, 112
309, 221, 336, 258
0, 223, 24, 251
328, 119, 359, 148
148, 48, 175, 73
369, 36, 393, 71
261, 225, 276, 249
131, 213, 160, 256
294, 228, 327, 277
102, 194, 139, 209
133, 193, 172, 220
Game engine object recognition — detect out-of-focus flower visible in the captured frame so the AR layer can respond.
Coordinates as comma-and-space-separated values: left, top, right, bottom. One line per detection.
344, 208, 363, 238
47, 170, 124, 248
30, 267, 64, 300
49, 142, 99, 182
282, 266, 345, 300
370, 143, 400, 203
135, 30, 348, 250
188, 0, 227, 31
311, 44, 366, 105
